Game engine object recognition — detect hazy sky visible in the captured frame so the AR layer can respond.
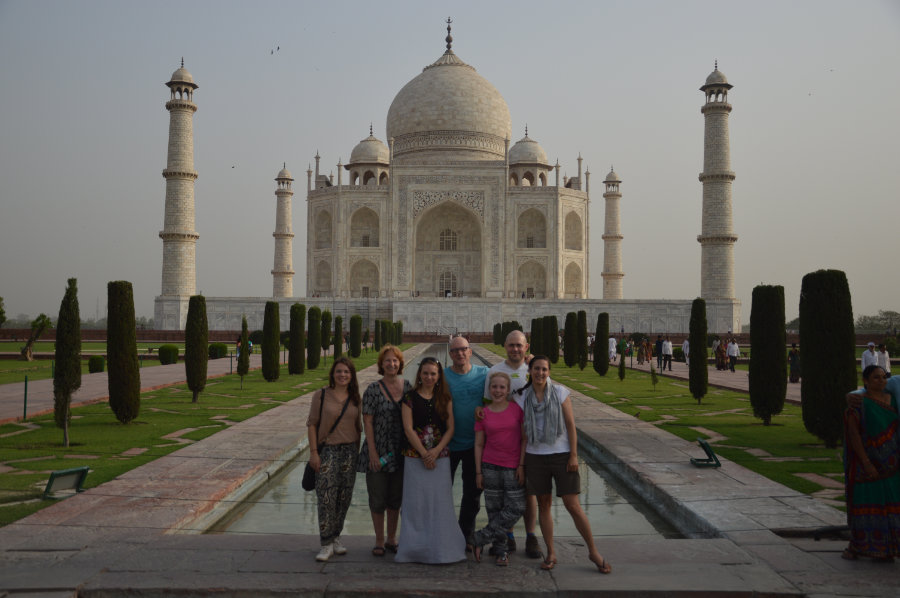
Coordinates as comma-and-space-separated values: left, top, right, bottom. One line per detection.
1, 0, 898, 324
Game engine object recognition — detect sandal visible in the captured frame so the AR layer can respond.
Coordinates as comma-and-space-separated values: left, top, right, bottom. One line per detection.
495, 552, 509, 567
540, 558, 556, 570
591, 555, 612, 574
384, 541, 398, 553
472, 545, 483, 563
372, 546, 385, 557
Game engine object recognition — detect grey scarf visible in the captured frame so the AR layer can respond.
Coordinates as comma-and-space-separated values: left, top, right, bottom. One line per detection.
523, 382, 565, 447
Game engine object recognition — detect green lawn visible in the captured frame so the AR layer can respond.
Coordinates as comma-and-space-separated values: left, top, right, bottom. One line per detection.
0, 345, 394, 527
479, 343, 846, 504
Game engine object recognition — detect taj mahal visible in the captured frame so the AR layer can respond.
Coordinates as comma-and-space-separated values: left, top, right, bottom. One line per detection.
154, 23, 740, 334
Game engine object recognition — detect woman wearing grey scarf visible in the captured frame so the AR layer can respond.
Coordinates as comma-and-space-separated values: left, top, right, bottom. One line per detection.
518, 356, 612, 575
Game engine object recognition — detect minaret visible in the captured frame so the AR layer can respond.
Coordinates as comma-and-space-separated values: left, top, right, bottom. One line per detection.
272, 163, 295, 297
698, 62, 737, 300
159, 59, 199, 299
601, 167, 624, 299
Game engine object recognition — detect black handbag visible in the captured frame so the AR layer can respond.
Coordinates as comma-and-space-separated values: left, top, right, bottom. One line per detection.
302, 389, 350, 491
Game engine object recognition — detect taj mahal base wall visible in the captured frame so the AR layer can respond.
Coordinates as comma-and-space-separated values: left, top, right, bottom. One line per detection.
156, 295, 741, 336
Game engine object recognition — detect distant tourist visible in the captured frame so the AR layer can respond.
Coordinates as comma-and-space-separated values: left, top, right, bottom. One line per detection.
862, 342, 879, 371
307, 357, 362, 562
516, 355, 612, 574
608, 336, 617, 362
356, 345, 410, 556
662, 336, 673, 371
395, 357, 466, 564
682, 338, 690, 367
843, 366, 900, 561
726, 338, 739, 372
788, 343, 801, 383
877, 344, 891, 377
655, 335, 664, 370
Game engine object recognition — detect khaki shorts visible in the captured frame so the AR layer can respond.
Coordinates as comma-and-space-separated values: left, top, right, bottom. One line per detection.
365, 469, 403, 513
524, 452, 580, 497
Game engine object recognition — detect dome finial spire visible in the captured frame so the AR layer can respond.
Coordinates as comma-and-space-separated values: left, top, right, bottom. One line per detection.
525, 124, 528, 137
181, 57, 184, 68
445, 17, 453, 52
714, 59, 718, 71
370, 122, 373, 136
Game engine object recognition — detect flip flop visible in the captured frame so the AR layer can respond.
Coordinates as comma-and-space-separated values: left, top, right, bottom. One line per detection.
592, 555, 612, 574
384, 541, 398, 553
540, 558, 556, 570
372, 546, 385, 556
472, 545, 483, 563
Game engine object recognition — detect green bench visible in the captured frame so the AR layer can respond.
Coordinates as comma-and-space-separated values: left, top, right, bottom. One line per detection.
690, 438, 721, 468
43, 466, 90, 499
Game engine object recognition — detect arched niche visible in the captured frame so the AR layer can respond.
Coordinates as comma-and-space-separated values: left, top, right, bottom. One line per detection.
517, 260, 546, 298
564, 211, 583, 251
315, 210, 332, 249
517, 208, 547, 248
414, 202, 482, 297
564, 262, 582, 298
350, 207, 379, 247
315, 260, 332, 295
350, 259, 378, 298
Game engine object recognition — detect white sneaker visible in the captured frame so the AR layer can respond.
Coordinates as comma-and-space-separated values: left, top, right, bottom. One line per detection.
316, 543, 334, 562
332, 537, 348, 555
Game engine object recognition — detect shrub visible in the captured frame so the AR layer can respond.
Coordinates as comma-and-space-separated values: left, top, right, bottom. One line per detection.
530, 318, 542, 357
320, 310, 332, 365
689, 298, 708, 404
237, 316, 249, 382
249, 330, 264, 345
544, 316, 559, 364
333, 316, 343, 359
107, 281, 140, 424
158, 344, 179, 364
208, 343, 228, 359
289, 303, 306, 374
395, 320, 403, 345
593, 313, 609, 376
618, 355, 626, 381
800, 270, 856, 448
374, 321, 382, 351
54, 278, 81, 446
563, 312, 577, 367
349, 315, 362, 358
577, 310, 588, 370
673, 347, 684, 362
749, 285, 787, 425
262, 301, 280, 382
493, 323, 502, 345
307, 307, 321, 369
88, 355, 105, 373
185, 295, 208, 403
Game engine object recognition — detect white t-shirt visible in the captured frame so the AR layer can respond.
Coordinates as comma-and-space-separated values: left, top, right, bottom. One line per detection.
877, 350, 891, 374
521, 381, 571, 455
726, 342, 739, 357
682, 340, 690, 355
862, 349, 879, 371
662, 340, 673, 355
484, 360, 529, 402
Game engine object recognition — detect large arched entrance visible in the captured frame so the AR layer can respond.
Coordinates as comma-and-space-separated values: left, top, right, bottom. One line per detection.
414, 202, 482, 297
349, 259, 378, 298
516, 260, 547, 298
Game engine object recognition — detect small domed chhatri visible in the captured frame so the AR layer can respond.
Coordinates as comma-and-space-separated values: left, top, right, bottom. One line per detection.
508, 129, 549, 165
276, 164, 293, 180
604, 167, 620, 183
349, 126, 390, 165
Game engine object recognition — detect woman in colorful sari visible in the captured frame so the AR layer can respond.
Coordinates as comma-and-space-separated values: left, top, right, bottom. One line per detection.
842, 365, 900, 561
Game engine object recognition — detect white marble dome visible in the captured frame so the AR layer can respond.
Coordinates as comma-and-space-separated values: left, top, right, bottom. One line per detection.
704, 68, 729, 87
349, 131, 389, 164
276, 165, 292, 180
386, 49, 511, 159
604, 168, 620, 183
169, 66, 194, 85
508, 133, 548, 165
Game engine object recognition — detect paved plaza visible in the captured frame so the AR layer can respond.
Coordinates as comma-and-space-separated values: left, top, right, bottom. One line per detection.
0, 346, 896, 597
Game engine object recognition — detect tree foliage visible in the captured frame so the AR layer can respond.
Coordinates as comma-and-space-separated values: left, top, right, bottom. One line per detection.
184, 295, 208, 402
593, 312, 609, 376
748, 285, 786, 425
530, 318, 542, 357
493, 323, 502, 345
54, 278, 81, 446
289, 303, 306, 374
689, 298, 708, 404
577, 310, 588, 370
0, 296, 6, 328
349, 314, 362, 357
618, 353, 626, 381
320, 310, 332, 365
855, 310, 900, 332
237, 316, 250, 382
374, 319, 382, 351
107, 281, 140, 424
20, 313, 52, 361
262, 301, 280, 381
563, 312, 577, 367
800, 269, 856, 448
333, 316, 343, 359
307, 307, 321, 369
543, 316, 559, 364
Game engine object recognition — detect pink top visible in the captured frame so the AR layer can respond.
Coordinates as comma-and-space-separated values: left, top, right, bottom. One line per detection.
475, 401, 524, 469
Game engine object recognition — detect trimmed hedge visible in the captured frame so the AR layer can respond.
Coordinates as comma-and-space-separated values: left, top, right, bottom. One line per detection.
748, 285, 787, 425
593, 312, 609, 376
689, 298, 708, 403
88, 355, 105, 373
107, 281, 140, 424
349, 314, 362, 358
208, 342, 228, 359
158, 344, 179, 365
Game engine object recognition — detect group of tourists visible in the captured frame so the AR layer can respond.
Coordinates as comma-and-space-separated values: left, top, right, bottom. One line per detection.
305, 331, 611, 574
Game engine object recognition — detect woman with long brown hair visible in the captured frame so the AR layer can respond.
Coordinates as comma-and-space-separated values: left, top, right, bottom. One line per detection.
306, 357, 362, 562
395, 357, 466, 563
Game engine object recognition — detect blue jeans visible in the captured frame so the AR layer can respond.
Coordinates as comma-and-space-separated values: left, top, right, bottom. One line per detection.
450, 447, 483, 540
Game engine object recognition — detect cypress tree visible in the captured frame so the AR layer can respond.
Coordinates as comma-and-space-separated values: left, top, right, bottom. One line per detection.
54, 278, 81, 447
493, 323, 502, 345
288, 303, 306, 374
530, 318, 542, 357
374, 320, 382, 350
689, 298, 708, 404
237, 316, 250, 386
349, 314, 362, 357
563, 312, 577, 367
593, 312, 609, 376
544, 316, 560, 364
307, 307, 321, 369
618, 353, 626, 381
363, 328, 369, 352
107, 281, 140, 424
262, 301, 280, 381
799, 270, 856, 448
395, 320, 403, 345
749, 285, 787, 425
577, 310, 588, 370
320, 310, 332, 365
184, 295, 208, 402
381, 320, 391, 350
334, 315, 343, 359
